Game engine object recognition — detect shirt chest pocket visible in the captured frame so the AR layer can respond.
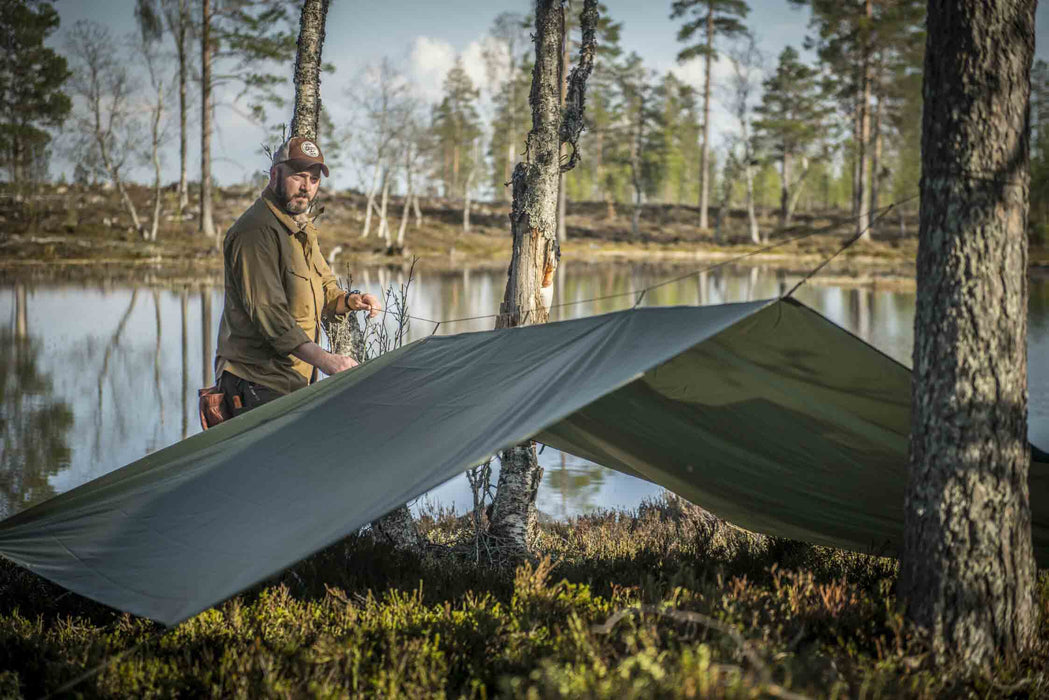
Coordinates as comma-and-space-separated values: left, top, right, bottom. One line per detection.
285, 264, 315, 321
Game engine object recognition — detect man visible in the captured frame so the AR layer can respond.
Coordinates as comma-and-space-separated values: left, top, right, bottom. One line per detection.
213, 136, 381, 414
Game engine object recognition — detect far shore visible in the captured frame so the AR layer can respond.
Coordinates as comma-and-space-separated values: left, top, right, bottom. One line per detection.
5, 181, 1047, 291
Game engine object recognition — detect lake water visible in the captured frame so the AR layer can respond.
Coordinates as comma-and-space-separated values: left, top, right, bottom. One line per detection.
4, 262, 1049, 522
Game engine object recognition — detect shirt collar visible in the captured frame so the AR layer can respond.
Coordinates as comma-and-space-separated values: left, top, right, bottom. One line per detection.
262, 187, 318, 239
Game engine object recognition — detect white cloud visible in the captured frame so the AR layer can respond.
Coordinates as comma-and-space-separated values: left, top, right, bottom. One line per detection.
409, 37, 458, 103
409, 35, 500, 105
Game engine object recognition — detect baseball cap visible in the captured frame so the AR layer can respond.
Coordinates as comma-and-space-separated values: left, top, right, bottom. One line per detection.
272, 136, 329, 177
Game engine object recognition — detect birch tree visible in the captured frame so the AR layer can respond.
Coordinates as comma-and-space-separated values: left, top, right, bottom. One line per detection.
902, 0, 1037, 666
488, 0, 598, 554
66, 21, 145, 235
289, 0, 328, 141
135, 0, 193, 215
725, 38, 762, 243
350, 60, 415, 238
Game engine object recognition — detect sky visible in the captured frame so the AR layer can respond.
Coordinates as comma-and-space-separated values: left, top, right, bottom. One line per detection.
49, 0, 1049, 193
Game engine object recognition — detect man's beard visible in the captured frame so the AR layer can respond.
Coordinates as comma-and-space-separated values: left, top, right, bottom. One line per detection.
275, 179, 314, 215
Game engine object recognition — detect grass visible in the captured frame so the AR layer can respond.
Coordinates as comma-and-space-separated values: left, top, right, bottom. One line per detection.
1, 493, 1047, 698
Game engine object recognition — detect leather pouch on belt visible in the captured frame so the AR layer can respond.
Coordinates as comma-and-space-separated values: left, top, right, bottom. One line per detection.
198, 386, 236, 431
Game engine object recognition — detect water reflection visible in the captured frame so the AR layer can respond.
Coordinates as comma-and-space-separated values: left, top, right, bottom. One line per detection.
1, 264, 1047, 520
0, 285, 74, 519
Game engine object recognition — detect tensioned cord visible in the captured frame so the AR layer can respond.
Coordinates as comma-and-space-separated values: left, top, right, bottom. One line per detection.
393, 193, 920, 333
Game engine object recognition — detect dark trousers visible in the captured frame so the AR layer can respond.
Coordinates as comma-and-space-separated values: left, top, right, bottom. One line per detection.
218, 372, 285, 417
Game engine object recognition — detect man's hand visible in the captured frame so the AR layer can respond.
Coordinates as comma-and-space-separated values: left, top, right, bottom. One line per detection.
292, 341, 359, 375
345, 292, 382, 318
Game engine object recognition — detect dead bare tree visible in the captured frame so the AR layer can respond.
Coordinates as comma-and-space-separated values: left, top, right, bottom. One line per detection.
66, 21, 145, 236
139, 34, 172, 242
487, 0, 599, 556
350, 60, 416, 238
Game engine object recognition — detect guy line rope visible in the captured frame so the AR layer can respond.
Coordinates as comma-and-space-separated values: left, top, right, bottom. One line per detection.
383, 193, 921, 335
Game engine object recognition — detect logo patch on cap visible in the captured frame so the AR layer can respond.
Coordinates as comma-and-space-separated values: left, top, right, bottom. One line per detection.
300, 141, 320, 157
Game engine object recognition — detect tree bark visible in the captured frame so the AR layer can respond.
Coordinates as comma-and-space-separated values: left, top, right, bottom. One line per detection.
856, 0, 873, 240
149, 79, 163, 242
199, 0, 216, 238
176, 0, 189, 216
361, 163, 380, 238
200, 289, 213, 387
397, 148, 413, 248
779, 151, 791, 227
699, 8, 713, 229
902, 0, 1038, 666
377, 169, 391, 246
870, 94, 883, 222
290, 0, 329, 141
489, 0, 597, 555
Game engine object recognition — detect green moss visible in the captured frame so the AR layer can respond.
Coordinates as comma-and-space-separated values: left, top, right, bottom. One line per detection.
0, 495, 1046, 698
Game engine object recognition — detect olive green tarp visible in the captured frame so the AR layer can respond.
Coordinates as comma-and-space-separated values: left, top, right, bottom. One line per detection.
1, 298, 1047, 626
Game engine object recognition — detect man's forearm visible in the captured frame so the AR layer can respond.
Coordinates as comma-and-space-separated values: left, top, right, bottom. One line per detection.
291, 341, 357, 375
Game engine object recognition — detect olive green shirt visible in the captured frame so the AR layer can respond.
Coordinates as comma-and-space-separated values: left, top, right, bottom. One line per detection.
215, 188, 345, 395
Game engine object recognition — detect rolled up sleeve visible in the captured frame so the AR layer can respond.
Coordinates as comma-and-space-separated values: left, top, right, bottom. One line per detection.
228, 228, 312, 355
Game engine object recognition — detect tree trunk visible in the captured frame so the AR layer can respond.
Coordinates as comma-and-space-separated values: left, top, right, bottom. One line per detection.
397, 149, 412, 248
362, 162, 380, 238
902, 0, 1037, 666
870, 95, 883, 221
149, 80, 164, 242
463, 171, 473, 233
290, 0, 329, 141
412, 193, 423, 228
856, 0, 872, 240
779, 151, 791, 227
199, 0, 216, 238
489, 0, 597, 555
699, 8, 713, 229
200, 289, 213, 387
745, 159, 759, 243
377, 169, 390, 247
176, 0, 189, 216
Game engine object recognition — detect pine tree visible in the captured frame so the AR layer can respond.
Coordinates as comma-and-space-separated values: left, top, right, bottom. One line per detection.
200, 0, 298, 237
488, 60, 531, 199
904, 0, 1037, 665
429, 60, 481, 200
615, 53, 659, 237
790, 0, 924, 237
753, 46, 829, 226
485, 12, 530, 202
671, 0, 750, 229
0, 0, 71, 183
567, 3, 622, 206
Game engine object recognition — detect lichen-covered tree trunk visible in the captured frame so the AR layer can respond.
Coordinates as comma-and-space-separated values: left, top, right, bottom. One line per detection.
902, 0, 1037, 666
489, 0, 597, 555
290, 0, 329, 141
199, 0, 216, 238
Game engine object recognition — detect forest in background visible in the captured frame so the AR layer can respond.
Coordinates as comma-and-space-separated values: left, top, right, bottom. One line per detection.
8, 0, 1049, 248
